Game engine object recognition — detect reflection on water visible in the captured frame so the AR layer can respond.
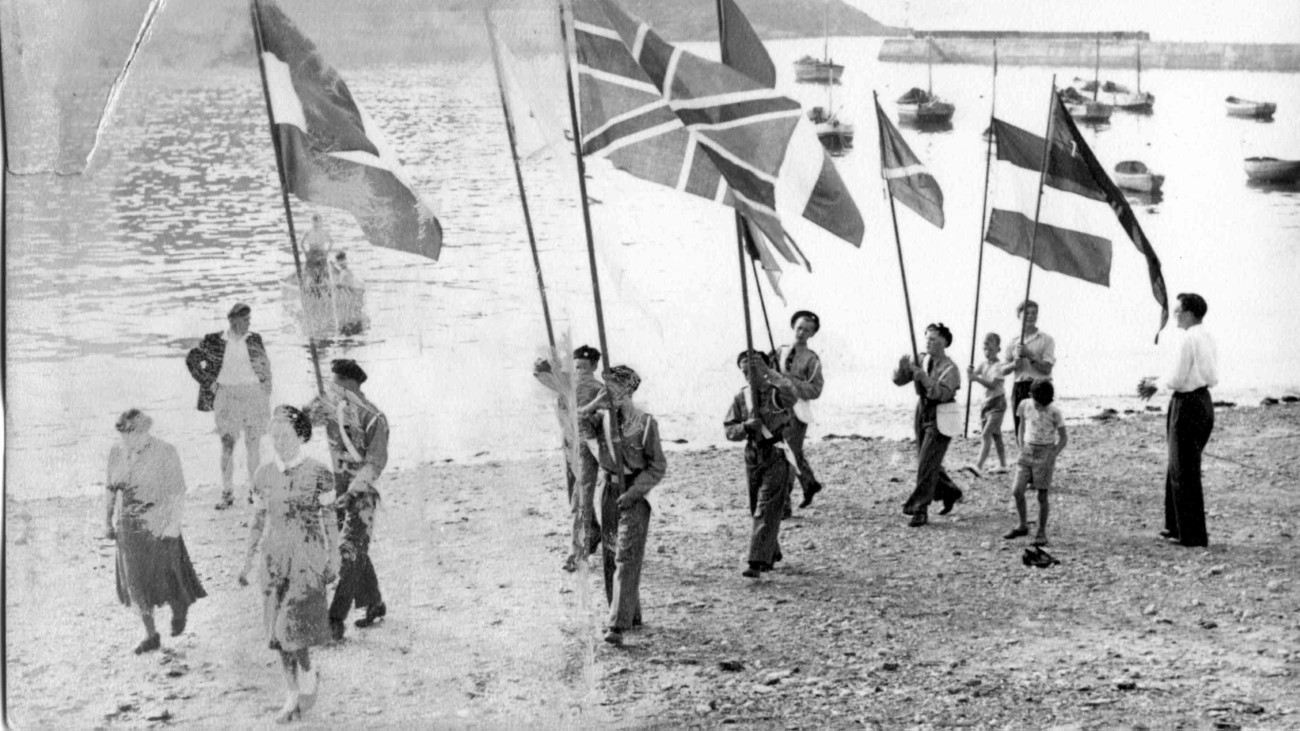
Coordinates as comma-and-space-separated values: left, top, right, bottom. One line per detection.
7, 42, 1300, 498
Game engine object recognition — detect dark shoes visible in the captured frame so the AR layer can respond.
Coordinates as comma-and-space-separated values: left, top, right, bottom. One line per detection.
329, 620, 346, 641
561, 555, 577, 573
134, 633, 161, 655
354, 602, 387, 628
170, 607, 188, 637
603, 628, 624, 646
1159, 529, 1180, 542
908, 512, 929, 527
939, 490, 963, 516
1003, 527, 1030, 540
742, 562, 763, 578
799, 481, 823, 508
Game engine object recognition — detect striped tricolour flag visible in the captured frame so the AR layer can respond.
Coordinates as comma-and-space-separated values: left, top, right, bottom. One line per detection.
573, 0, 864, 252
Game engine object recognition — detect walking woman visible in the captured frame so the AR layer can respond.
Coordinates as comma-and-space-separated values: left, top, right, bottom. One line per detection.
581, 366, 668, 647
238, 406, 339, 723
772, 311, 826, 509
104, 409, 207, 654
891, 324, 965, 527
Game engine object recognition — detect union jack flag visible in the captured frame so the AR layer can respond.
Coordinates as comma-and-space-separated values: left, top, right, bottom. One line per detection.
572, 0, 864, 251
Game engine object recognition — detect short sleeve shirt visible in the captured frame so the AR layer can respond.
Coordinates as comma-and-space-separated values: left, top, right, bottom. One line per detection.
1018, 401, 1064, 445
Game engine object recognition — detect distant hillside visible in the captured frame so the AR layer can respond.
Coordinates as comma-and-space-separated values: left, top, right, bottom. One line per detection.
129, 0, 902, 68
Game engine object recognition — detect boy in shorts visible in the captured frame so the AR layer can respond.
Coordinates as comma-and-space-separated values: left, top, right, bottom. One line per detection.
966, 332, 1008, 476
1004, 379, 1067, 546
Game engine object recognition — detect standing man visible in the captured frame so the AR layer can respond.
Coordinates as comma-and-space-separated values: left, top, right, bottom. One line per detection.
186, 303, 273, 510
1139, 293, 1218, 548
533, 345, 604, 572
307, 358, 390, 640
999, 300, 1056, 436
892, 323, 964, 527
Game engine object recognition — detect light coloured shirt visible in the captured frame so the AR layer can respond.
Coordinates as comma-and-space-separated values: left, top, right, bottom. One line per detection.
1164, 325, 1219, 393
1003, 330, 1056, 382
1018, 400, 1065, 446
217, 330, 261, 385
975, 359, 1006, 399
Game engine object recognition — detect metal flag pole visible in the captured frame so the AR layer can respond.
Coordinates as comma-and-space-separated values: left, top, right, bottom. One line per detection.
962, 38, 998, 438
875, 90, 920, 365
716, 0, 761, 415
248, 0, 326, 398
558, 0, 627, 497
1018, 76, 1060, 352
485, 7, 558, 357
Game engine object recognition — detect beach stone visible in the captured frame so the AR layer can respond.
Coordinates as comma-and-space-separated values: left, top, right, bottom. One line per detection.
1142, 604, 1158, 616
1266, 580, 1286, 592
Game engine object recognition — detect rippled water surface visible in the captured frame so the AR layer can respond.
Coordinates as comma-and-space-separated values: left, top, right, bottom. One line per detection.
7, 39, 1300, 498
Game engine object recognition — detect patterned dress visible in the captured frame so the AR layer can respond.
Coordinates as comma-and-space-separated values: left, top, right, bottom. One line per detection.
251, 457, 336, 651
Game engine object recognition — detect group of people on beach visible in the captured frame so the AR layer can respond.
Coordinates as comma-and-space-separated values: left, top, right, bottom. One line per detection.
104, 301, 388, 722
535, 293, 1219, 648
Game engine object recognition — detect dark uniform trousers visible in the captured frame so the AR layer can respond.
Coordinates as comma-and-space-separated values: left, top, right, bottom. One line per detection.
329, 469, 381, 622
600, 467, 647, 631
1165, 387, 1214, 547
747, 438, 791, 567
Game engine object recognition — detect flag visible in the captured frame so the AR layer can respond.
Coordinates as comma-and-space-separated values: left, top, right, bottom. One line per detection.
252, 0, 442, 260
985, 91, 1168, 334
874, 97, 945, 228
573, 0, 864, 251
485, 8, 568, 161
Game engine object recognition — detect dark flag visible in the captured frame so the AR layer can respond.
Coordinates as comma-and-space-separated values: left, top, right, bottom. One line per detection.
986, 92, 1169, 334
573, 0, 864, 249
874, 97, 945, 228
253, 0, 442, 260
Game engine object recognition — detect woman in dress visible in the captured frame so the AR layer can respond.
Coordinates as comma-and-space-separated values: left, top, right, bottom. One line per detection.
238, 405, 339, 723
772, 310, 826, 510
104, 408, 206, 654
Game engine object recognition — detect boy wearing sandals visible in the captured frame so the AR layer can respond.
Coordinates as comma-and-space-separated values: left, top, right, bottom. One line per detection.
1004, 379, 1067, 546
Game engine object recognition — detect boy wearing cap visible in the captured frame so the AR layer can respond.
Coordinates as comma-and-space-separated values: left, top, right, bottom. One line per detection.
305, 358, 390, 640
772, 310, 826, 511
534, 345, 605, 571
186, 303, 273, 509
580, 365, 667, 647
725, 350, 800, 578
892, 323, 964, 527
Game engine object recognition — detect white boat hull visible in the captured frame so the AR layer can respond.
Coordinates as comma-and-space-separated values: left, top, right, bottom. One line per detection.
1226, 100, 1277, 118
1066, 101, 1113, 123
1244, 158, 1300, 183
897, 100, 955, 123
795, 63, 843, 84
1115, 172, 1165, 193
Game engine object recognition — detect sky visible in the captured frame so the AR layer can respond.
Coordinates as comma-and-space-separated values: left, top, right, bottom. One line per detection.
845, 0, 1300, 43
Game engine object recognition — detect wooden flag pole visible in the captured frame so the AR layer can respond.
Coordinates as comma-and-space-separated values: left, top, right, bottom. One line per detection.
485, 7, 557, 357
248, 0, 326, 399
875, 90, 920, 365
962, 38, 997, 438
716, 0, 761, 416
1018, 77, 1060, 351
749, 256, 777, 353
558, 0, 627, 495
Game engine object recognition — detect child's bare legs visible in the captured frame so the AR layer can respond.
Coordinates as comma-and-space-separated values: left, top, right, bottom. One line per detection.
1004, 467, 1031, 539
978, 411, 1008, 471
1034, 489, 1050, 544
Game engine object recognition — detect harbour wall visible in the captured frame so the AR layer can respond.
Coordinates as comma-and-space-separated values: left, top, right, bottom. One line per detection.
879, 38, 1300, 72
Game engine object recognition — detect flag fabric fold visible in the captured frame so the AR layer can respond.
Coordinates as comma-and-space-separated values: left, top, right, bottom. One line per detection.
874, 97, 945, 228
572, 0, 864, 251
985, 91, 1168, 333
253, 0, 442, 260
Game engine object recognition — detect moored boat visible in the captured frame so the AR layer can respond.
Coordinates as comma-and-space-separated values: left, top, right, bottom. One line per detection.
1225, 96, 1277, 119
896, 87, 954, 123
1060, 87, 1113, 123
794, 55, 843, 84
808, 106, 853, 156
1113, 160, 1165, 193
281, 260, 368, 336
1244, 157, 1300, 183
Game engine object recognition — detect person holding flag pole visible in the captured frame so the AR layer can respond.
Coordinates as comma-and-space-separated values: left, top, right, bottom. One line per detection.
875, 90, 964, 527
559, 0, 663, 648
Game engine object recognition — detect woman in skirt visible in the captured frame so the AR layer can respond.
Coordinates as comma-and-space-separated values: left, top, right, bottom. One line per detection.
104, 409, 207, 654
239, 405, 339, 723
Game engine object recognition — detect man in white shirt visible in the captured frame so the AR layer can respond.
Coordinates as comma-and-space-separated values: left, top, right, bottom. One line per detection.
999, 300, 1057, 436
186, 303, 274, 509
1140, 293, 1218, 547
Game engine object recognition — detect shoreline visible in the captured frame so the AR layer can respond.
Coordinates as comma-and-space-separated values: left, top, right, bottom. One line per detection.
7, 404, 1299, 727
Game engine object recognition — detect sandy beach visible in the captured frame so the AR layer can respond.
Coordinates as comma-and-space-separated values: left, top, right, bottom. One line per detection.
6, 401, 1299, 729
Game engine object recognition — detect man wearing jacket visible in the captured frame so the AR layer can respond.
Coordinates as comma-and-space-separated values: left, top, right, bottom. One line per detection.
185, 303, 273, 509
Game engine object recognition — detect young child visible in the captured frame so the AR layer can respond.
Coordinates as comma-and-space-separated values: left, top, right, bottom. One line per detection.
966, 332, 1009, 476
1004, 379, 1067, 546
